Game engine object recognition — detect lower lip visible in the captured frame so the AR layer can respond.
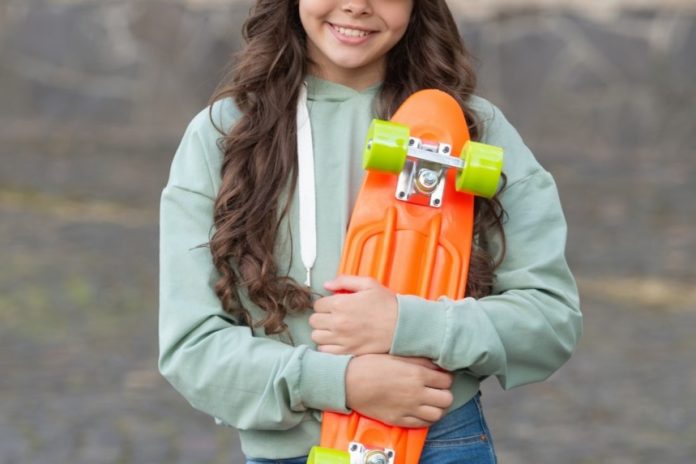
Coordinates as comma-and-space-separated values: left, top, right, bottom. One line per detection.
328, 24, 374, 45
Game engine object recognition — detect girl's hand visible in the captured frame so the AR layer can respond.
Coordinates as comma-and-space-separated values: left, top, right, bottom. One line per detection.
310, 276, 398, 355
345, 355, 454, 428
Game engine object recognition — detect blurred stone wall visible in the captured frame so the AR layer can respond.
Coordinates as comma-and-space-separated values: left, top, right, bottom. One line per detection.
0, 0, 249, 144
1, 0, 694, 144
1, 0, 694, 283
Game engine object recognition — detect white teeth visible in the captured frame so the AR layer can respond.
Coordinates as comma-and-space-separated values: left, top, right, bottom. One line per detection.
335, 26, 369, 38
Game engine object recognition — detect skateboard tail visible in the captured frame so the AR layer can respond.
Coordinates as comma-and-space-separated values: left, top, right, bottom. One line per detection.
320, 411, 427, 463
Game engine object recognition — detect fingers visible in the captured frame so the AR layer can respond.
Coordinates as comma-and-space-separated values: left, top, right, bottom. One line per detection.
316, 344, 345, 354
399, 394, 452, 427
308, 312, 332, 329
324, 275, 379, 293
381, 356, 452, 389
424, 368, 453, 390
398, 357, 452, 388
344, 354, 455, 428
399, 416, 431, 428
423, 387, 454, 410
312, 296, 333, 314
312, 292, 353, 313
416, 404, 448, 424
311, 326, 352, 355
397, 356, 439, 370
400, 405, 448, 427
310, 328, 333, 345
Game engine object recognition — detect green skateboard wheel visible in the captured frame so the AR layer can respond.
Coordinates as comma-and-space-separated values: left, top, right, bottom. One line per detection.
456, 141, 504, 198
362, 119, 410, 174
307, 446, 350, 464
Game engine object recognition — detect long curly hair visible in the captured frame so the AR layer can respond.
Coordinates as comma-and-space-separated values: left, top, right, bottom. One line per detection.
208, 0, 506, 335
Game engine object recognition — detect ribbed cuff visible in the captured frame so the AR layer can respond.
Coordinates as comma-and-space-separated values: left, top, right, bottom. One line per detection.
299, 349, 352, 413
390, 294, 448, 360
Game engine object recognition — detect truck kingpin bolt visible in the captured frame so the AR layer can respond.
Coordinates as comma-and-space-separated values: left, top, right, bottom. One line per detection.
365, 451, 388, 464
417, 169, 439, 192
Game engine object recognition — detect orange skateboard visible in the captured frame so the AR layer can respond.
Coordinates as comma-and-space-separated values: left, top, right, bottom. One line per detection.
308, 89, 503, 464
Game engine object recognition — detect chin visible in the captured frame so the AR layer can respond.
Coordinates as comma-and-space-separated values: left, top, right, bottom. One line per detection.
330, 57, 369, 70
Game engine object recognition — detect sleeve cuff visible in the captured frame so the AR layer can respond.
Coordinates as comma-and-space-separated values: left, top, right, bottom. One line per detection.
299, 349, 352, 413
390, 294, 449, 360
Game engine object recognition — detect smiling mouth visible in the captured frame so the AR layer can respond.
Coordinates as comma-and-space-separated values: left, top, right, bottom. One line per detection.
330, 24, 373, 38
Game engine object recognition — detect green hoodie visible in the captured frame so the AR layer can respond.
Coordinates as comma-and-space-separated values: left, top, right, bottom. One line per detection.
158, 76, 582, 459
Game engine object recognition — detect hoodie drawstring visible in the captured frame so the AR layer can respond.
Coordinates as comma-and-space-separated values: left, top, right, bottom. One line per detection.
297, 83, 316, 287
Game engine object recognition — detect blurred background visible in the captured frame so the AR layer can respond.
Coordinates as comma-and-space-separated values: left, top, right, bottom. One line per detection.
1, 0, 695, 462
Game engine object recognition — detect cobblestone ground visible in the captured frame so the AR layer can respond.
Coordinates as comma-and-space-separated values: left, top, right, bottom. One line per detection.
1, 4, 695, 464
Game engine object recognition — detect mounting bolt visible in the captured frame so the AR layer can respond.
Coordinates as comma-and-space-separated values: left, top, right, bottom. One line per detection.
365, 451, 388, 464
416, 168, 439, 193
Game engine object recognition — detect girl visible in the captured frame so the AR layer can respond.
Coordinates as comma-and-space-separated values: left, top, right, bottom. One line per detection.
159, 0, 583, 462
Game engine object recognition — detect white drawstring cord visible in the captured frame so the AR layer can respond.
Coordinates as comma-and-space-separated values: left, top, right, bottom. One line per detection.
296, 83, 316, 287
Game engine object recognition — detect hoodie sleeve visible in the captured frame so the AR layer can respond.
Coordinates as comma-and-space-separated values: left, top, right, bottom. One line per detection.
158, 107, 351, 430
389, 99, 582, 389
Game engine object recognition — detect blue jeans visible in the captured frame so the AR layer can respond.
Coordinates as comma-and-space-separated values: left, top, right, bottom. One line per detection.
419, 392, 497, 463
246, 392, 496, 464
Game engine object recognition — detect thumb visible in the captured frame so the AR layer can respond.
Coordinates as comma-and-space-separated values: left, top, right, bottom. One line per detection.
324, 275, 380, 293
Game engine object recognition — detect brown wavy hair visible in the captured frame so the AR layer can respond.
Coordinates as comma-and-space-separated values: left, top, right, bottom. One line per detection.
208, 0, 506, 335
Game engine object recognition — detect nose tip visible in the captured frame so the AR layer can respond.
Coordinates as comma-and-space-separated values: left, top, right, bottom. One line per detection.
342, 0, 371, 15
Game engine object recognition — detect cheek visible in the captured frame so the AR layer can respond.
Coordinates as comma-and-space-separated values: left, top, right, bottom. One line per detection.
386, 1, 414, 33
298, 0, 333, 47
383, 15, 412, 44
298, 0, 328, 23
297, 5, 311, 32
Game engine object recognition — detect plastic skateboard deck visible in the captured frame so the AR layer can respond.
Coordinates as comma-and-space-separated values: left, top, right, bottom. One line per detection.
308, 89, 503, 464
